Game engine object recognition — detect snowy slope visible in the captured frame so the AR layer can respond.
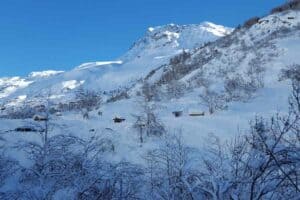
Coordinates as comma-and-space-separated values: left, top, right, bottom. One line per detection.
121, 22, 232, 61
0, 9, 299, 157
0, 22, 231, 104
146, 10, 300, 100
0, 22, 232, 104
1, 3, 300, 199
137, 9, 300, 142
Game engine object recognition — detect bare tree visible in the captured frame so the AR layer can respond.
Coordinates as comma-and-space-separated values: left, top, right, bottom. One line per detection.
134, 81, 165, 139
75, 88, 102, 119
199, 89, 227, 114
132, 115, 146, 145
144, 131, 198, 200
191, 77, 300, 200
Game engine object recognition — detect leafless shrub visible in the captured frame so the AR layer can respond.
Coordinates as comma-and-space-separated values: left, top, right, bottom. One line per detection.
170, 50, 191, 65
166, 80, 186, 99
76, 89, 102, 111
144, 131, 198, 200
280, 64, 300, 81
75, 88, 102, 119
271, 0, 300, 14
133, 82, 165, 142
106, 90, 129, 103
5, 104, 36, 119
0, 154, 19, 187
243, 17, 260, 28
199, 89, 228, 114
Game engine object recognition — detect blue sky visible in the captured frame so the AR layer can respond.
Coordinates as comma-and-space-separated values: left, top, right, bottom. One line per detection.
0, 0, 284, 77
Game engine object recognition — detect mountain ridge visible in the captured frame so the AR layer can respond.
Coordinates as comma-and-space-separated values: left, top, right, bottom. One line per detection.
1, 2, 300, 199
0, 21, 232, 104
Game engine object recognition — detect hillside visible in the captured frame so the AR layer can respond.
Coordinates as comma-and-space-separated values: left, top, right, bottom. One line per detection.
0, 2, 300, 199
0, 22, 231, 104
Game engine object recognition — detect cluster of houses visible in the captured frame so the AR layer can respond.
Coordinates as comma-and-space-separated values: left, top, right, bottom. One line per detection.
10, 100, 206, 133
31, 109, 205, 124
113, 110, 205, 124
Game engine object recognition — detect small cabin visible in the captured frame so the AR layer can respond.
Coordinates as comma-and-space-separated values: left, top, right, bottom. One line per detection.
15, 126, 37, 132
33, 115, 48, 122
189, 112, 205, 117
172, 111, 183, 118
113, 117, 126, 123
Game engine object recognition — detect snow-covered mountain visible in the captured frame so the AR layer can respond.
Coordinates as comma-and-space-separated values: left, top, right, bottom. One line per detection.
121, 22, 232, 61
1, 2, 300, 199
0, 4, 299, 159
1, 7, 299, 156
147, 9, 300, 102
0, 22, 232, 104
1, 8, 300, 145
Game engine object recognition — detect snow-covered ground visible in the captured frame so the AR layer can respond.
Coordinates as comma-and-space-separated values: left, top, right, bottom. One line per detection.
1, 10, 300, 156
0, 8, 300, 199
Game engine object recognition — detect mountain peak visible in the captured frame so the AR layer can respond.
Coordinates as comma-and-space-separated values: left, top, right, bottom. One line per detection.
146, 21, 232, 37
121, 22, 233, 61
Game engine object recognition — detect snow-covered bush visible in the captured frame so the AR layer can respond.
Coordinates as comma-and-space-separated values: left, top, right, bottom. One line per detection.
196, 81, 300, 199
0, 153, 18, 187
3, 133, 118, 199
5, 104, 36, 119
144, 132, 199, 200
280, 64, 300, 81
